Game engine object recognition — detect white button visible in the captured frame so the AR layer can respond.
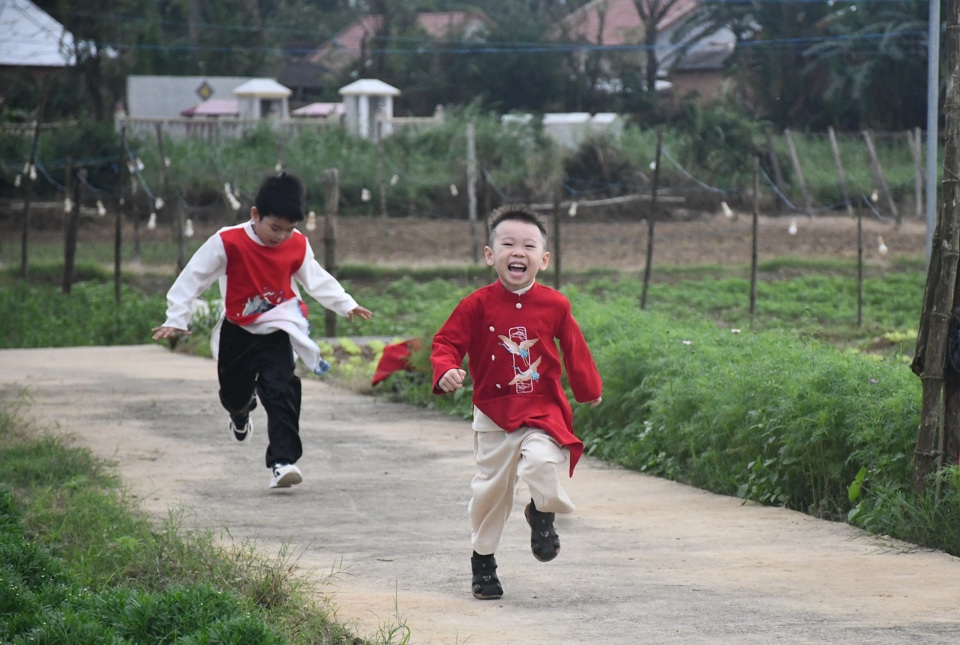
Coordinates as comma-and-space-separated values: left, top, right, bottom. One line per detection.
489, 326, 495, 332
516, 303, 522, 309
491, 355, 496, 360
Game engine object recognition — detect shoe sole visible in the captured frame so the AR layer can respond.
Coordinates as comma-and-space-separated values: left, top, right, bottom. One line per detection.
473, 590, 503, 600
270, 470, 303, 489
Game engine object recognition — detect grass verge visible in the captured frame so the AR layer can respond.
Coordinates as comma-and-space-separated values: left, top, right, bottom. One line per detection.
0, 397, 377, 645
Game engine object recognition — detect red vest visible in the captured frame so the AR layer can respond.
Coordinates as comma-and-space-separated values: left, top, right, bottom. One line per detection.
220, 226, 308, 326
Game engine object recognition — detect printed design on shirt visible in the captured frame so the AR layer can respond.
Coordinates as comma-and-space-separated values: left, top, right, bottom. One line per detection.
500, 327, 541, 394
241, 289, 286, 317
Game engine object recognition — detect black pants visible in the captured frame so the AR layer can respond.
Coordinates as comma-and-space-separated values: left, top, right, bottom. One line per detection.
218, 321, 302, 468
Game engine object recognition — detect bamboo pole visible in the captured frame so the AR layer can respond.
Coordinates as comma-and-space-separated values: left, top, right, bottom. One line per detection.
750, 156, 759, 320
20, 88, 46, 279
467, 122, 480, 263
828, 126, 862, 326
376, 118, 387, 219
640, 126, 663, 310
908, 127, 924, 219
784, 129, 813, 216
552, 188, 562, 290
862, 129, 901, 224
62, 160, 80, 294
323, 168, 340, 338
914, 0, 960, 488
764, 127, 786, 213
115, 128, 128, 304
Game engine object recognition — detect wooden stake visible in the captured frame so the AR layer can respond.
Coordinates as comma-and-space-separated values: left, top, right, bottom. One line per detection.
641, 126, 663, 310
467, 122, 479, 263
63, 159, 80, 294
323, 168, 340, 337
784, 129, 813, 216
828, 126, 862, 326
862, 129, 901, 224
750, 155, 759, 320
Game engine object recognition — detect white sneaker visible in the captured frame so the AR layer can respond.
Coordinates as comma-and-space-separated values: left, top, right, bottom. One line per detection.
228, 416, 253, 444
269, 463, 302, 489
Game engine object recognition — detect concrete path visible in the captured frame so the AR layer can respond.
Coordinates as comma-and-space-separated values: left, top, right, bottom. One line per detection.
2, 345, 959, 644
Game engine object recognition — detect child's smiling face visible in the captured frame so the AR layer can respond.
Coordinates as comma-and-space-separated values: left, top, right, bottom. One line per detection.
484, 219, 550, 291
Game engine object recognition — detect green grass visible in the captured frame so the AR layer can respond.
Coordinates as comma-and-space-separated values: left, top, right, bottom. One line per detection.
0, 401, 373, 644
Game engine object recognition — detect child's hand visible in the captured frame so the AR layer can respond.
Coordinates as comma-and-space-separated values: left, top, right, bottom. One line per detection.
347, 306, 373, 322
587, 397, 602, 407
151, 326, 189, 340
438, 368, 467, 393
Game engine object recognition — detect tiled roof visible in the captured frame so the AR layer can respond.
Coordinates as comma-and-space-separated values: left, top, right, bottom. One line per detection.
556, 0, 698, 45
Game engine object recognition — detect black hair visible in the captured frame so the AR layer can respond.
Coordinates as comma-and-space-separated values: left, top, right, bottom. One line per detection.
486, 205, 548, 248
254, 171, 305, 222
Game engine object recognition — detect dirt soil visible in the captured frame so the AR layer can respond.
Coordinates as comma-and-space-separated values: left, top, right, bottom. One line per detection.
322, 211, 927, 271
4, 345, 960, 645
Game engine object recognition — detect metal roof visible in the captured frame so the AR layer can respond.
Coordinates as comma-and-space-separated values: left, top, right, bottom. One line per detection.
0, 0, 75, 67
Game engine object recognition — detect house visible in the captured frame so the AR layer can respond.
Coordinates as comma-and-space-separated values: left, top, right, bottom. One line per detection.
0, 0, 75, 69
301, 11, 492, 76
126, 76, 252, 118
554, 0, 734, 103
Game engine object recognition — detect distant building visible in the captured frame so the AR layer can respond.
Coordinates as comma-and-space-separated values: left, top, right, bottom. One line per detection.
339, 78, 400, 140
127, 76, 252, 118
554, 0, 734, 104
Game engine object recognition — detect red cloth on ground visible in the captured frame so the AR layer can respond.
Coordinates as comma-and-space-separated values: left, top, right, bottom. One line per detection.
372, 339, 420, 385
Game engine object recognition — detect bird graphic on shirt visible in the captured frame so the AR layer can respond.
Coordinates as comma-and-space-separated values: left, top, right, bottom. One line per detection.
498, 335, 539, 359
509, 357, 542, 385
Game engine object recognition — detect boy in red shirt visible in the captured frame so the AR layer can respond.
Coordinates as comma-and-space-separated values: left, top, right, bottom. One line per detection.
431, 205, 602, 599
152, 172, 372, 489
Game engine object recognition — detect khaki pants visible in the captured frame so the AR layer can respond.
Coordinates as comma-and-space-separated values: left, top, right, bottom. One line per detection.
469, 408, 574, 555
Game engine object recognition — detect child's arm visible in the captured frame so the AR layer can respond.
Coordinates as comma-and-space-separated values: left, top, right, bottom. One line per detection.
152, 234, 226, 339
296, 240, 370, 318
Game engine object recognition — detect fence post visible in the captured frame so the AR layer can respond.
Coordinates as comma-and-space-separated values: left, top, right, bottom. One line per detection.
467, 122, 480, 263
20, 95, 45, 279
908, 127, 924, 219
115, 128, 128, 304
552, 188, 562, 290
640, 126, 663, 310
862, 129, 900, 224
63, 160, 81, 294
376, 118, 387, 219
323, 168, 340, 337
750, 156, 759, 320
764, 127, 786, 213
784, 129, 813, 216
828, 126, 862, 326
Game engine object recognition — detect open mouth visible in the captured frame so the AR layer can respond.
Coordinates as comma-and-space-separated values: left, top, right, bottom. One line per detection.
508, 263, 527, 275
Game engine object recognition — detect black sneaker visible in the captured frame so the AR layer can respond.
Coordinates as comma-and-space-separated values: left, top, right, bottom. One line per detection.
471, 552, 503, 600
525, 499, 560, 562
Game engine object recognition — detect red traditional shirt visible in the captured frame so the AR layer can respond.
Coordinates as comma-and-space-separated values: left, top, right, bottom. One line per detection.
431, 280, 602, 474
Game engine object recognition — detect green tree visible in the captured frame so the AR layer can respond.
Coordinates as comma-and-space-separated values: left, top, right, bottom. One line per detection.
803, 0, 931, 130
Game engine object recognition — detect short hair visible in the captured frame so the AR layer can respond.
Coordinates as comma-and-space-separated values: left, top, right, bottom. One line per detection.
487, 205, 548, 248
254, 171, 305, 222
